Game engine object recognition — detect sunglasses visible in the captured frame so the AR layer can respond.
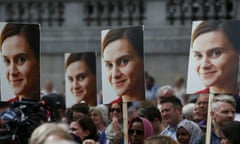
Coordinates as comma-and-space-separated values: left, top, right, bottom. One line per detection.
128, 129, 144, 135
110, 108, 122, 112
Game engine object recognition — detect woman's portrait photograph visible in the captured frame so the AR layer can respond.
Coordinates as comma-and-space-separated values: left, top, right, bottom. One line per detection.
65, 52, 97, 107
101, 26, 145, 103
187, 20, 240, 95
0, 23, 40, 102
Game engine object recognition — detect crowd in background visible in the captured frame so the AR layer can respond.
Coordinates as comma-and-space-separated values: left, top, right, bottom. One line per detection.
1, 71, 240, 144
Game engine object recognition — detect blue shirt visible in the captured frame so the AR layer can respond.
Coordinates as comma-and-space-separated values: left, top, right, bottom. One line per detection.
160, 125, 177, 140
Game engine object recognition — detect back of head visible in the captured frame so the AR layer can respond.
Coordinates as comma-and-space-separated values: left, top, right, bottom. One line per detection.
182, 103, 195, 119
30, 123, 73, 144
138, 106, 162, 123
71, 103, 89, 115
144, 135, 178, 144
221, 121, 240, 144
157, 85, 174, 97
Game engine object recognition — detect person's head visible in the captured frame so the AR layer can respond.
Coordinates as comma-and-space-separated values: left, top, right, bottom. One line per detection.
30, 123, 73, 144
144, 135, 178, 144
220, 121, 240, 144
128, 117, 154, 144
128, 105, 139, 122
101, 26, 144, 100
176, 119, 202, 144
44, 80, 54, 93
145, 73, 155, 90
65, 52, 96, 105
211, 95, 236, 127
191, 20, 240, 93
174, 76, 184, 88
70, 103, 89, 121
90, 105, 109, 128
138, 106, 162, 134
156, 85, 174, 104
0, 23, 40, 99
160, 96, 183, 127
195, 94, 209, 120
182, 103, 195, 121
69, 116, 98, 141
109, 101, 123, 122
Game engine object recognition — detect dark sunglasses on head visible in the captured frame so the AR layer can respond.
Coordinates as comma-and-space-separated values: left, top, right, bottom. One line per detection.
128, 129, 144, 135
110, 108, 122, 112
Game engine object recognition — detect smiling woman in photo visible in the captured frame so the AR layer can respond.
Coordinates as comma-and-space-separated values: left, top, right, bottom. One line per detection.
0, 23, 40, 102
101, 26, 145, 102
65, 52, 97, 106
189, 20, 240, 94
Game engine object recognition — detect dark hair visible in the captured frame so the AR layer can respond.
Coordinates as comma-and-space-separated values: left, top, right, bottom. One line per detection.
129, 117, 143, 128
65, 52, 96, 76
221, 121, 240, 144
138, 106, 162, 123
71, 103, 89, 115
0, 23, 40, 60
191, 20, 240, 52
160, 96, 183, 109
102, 26, 144, 59
77, 116, 98, 141
108, 100, 122, 115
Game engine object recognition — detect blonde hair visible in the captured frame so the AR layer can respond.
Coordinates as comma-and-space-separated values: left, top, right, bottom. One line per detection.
144, 135, 178, 144
30, 123, 73, 144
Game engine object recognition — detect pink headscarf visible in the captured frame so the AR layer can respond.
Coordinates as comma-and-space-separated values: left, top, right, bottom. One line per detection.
128, 116, 154, 140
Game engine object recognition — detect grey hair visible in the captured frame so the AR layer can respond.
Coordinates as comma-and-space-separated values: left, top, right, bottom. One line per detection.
90, 104, 109, 125
211, 95, 236, 112
156, 85, 174, 96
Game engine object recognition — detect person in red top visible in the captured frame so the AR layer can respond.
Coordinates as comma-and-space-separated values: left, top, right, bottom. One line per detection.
0, 23, 40, 102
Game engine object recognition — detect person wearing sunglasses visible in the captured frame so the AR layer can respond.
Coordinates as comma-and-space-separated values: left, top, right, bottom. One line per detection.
128, 116, 154, 144
105, 100, 123, 144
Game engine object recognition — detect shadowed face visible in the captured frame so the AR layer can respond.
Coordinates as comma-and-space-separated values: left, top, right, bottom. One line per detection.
129, 121, 144, 144
1, 34, 39, 98
103, 39, 144, 98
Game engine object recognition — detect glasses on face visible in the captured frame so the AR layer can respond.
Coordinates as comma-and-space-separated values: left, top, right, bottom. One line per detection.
128, 129, 144, 135
110, 108, 122, 113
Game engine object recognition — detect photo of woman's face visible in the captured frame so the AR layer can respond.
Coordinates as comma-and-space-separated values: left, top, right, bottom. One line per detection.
1, 34, 39, 98
66, 60, 96, 103
103, 38, 144, 97
192, 30, 239, 89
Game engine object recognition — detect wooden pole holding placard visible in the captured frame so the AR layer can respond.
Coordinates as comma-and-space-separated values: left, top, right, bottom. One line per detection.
122, 96, 128, 144
205, 93, 214, 144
